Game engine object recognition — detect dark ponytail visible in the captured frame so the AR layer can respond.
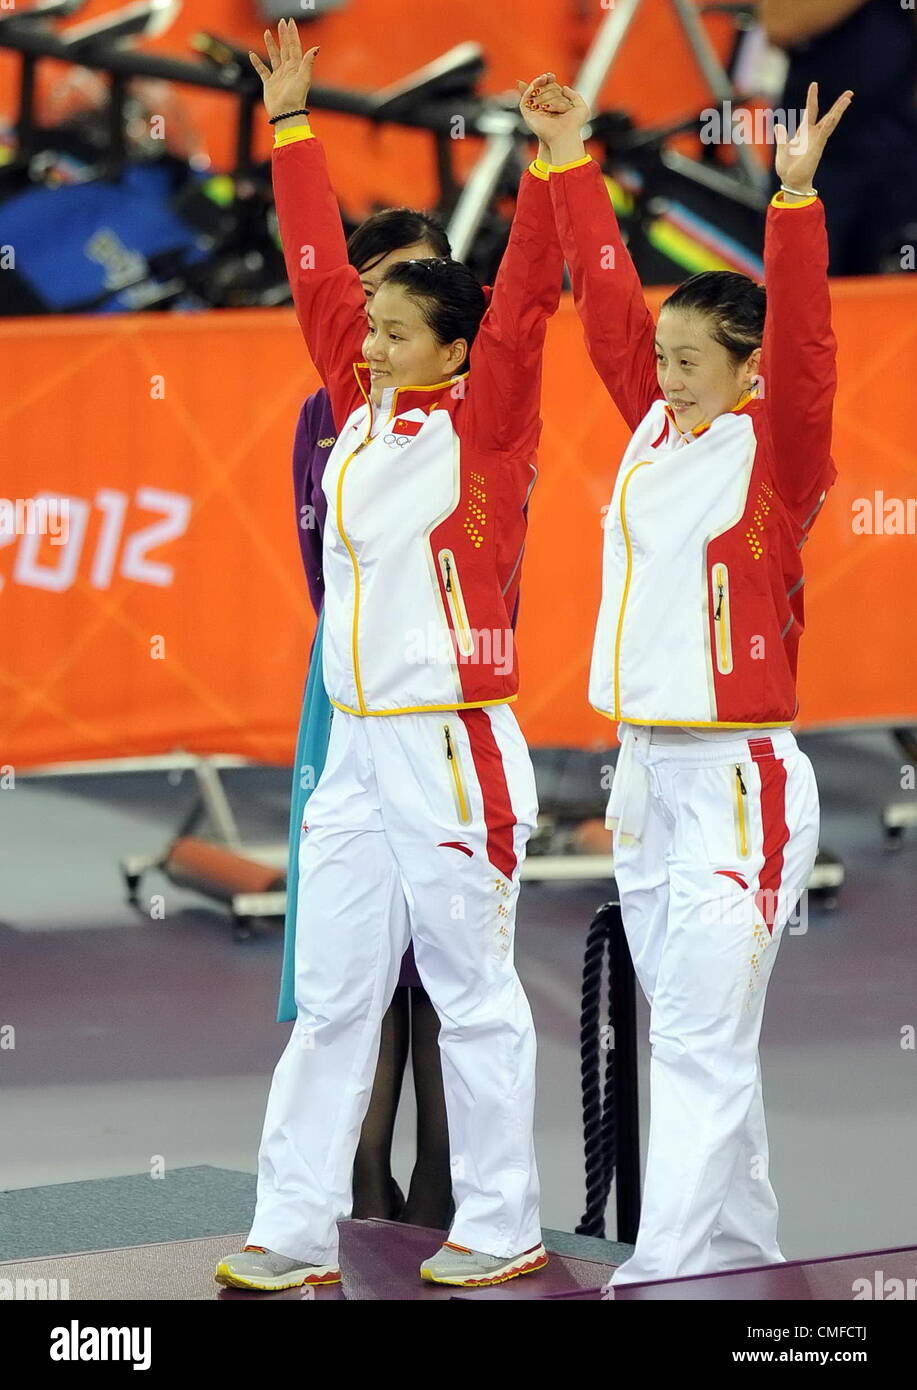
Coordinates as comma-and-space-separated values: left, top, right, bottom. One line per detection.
377, 258, 487, 373
662, 271, 766, 367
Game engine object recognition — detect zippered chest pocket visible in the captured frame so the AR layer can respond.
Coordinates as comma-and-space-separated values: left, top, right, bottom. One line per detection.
443, 723, 473, 825
712, 562, 734, 674
438, 549, 475, 657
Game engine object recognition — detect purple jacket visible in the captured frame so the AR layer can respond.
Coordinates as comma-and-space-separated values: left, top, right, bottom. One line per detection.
292, 387, 336, 618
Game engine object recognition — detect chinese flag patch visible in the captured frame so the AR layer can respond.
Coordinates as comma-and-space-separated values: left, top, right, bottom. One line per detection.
392, 417, 422, 436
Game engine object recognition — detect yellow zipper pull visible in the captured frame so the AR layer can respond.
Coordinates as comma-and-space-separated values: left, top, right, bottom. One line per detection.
443, 723, 471, 824
444, 556, 453, 593
714, 582, 724, 621
734, 764, 749, 858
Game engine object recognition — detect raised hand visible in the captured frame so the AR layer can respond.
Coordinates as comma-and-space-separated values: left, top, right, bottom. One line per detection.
516, 72, 574, 143
525, 81, 590, 167
542, 83, 590, 150
249, 16, 318, 123
775, 82, 853, 194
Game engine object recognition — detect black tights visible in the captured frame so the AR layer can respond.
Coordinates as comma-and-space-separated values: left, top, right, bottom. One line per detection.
350, 986, 455, 1230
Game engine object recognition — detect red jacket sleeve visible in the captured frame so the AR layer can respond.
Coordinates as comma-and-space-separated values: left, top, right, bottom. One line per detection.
759, 195, 838, 529
548, 157, 659, 433
271, 134, 366, 432
463, 167, 565, 456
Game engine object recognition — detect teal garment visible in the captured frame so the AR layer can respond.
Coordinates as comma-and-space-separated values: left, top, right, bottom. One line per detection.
277, 609, 334, 1023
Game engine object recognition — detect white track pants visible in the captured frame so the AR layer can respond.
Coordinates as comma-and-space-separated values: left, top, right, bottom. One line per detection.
247, 702, 542, 1263
608, 724, 820, 1286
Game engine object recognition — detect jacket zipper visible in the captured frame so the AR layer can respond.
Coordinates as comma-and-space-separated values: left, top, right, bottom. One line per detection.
335, 391, 376, 715
439, 549, 475, 657
733, 763, 749, 859
612, 460, 653, 717
712, 562, 733, 675
443, 723, 472, 824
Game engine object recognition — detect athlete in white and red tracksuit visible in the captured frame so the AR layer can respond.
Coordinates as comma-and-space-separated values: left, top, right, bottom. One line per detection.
217, 32, 567, 1292
532, 82, 853, 1285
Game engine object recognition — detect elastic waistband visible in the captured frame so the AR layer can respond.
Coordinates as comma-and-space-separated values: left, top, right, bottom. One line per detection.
616, 722, 798, 766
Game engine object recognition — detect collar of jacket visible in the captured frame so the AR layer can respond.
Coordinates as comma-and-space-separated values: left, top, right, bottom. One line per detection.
352, 361, 469, 421
663, 386, 759, 442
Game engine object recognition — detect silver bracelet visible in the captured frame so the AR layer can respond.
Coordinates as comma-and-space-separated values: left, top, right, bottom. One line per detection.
779, 182, 817, 198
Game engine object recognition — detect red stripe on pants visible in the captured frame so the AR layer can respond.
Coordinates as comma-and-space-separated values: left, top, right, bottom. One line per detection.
458, 709, 518, 880
748, 737, 789, 936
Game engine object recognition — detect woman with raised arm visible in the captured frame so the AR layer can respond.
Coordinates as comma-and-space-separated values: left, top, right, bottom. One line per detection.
216, 19, 567, 1291
537, 80, 852, 1286
282, 207, 457, 1239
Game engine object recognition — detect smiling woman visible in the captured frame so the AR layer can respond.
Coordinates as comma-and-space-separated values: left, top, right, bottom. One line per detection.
217, 20, 570, 1294
653, 270, 766, 437
280, 217, 460, 1243
530, 77, 853, 1292
363, 256, 487, 399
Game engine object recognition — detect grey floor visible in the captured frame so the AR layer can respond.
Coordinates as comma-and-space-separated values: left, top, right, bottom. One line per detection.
1, 728, 915, 1261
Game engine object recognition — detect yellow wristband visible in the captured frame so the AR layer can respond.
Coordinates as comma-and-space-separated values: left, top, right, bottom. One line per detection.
273, 123, 314, 148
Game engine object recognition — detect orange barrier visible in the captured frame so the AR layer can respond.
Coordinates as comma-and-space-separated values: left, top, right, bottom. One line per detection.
2, 275, 916, 771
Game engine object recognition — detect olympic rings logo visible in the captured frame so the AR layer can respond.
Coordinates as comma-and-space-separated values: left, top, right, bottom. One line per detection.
383, 433, 412, 449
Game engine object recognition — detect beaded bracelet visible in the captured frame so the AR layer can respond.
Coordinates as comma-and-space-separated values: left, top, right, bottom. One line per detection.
269, 108, 311, 125
779, 182, 817, 198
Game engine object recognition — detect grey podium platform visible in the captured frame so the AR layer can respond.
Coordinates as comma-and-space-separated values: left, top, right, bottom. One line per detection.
4, 1218, 913, 1301
0, 1219, 624, 1300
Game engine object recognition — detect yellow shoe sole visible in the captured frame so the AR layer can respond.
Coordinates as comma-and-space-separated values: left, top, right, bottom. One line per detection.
420, 1249, 549, 1287
214, 1260, 341, 1292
